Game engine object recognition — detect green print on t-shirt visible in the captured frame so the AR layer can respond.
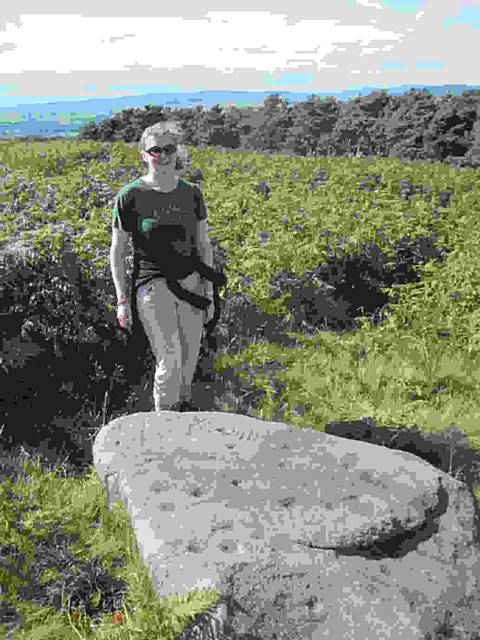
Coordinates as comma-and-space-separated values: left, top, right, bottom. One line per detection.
140, 218, 156, 233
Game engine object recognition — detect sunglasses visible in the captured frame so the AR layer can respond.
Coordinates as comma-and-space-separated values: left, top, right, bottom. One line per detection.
146, 144, 177, 156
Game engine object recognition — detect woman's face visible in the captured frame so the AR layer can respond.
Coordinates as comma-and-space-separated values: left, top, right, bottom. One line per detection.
141, 134, 178, 170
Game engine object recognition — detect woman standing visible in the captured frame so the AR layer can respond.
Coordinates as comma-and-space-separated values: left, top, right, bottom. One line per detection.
110, 120, 219, 412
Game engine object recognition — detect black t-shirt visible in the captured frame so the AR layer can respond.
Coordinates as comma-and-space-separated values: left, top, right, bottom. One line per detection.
112, 177, 207, 293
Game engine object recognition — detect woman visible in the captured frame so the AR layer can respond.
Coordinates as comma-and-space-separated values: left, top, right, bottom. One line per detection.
110, 120, 220, 412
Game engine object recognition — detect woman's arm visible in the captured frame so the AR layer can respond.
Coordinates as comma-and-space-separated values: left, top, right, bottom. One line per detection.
110, 227, 130, 302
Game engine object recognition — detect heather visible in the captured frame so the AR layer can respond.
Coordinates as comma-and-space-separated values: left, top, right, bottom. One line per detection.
0, 120, 479, 637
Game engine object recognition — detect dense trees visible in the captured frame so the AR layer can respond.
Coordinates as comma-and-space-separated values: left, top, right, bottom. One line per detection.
76, 88, 480, 166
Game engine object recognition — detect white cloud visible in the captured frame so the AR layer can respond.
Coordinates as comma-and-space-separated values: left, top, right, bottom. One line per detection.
0, 1, 475, 103
0, 12, 407, 73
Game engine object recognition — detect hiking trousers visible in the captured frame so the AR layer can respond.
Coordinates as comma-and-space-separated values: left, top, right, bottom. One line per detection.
135, 273, 204, 411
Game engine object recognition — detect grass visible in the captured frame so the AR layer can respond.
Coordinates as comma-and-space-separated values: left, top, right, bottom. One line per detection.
0, 324, 299, 640
0, 398, 231, 640
1, 143, 480, 638
1, 322, 480, 639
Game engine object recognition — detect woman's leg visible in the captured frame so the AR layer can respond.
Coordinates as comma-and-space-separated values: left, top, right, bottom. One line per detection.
175, 272, 204, 403
135, 274, 204, 411
136, 278, 183, 410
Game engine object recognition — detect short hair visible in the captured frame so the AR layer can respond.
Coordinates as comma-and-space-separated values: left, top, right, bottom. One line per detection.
139, 120, 190, 171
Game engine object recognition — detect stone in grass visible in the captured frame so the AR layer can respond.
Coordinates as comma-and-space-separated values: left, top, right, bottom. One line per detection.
92, 411, 480, 640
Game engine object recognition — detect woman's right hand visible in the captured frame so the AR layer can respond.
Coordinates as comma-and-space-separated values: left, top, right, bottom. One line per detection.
117, 301, 133, 331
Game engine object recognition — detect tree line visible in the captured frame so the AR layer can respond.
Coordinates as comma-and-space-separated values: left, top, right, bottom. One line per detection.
75, 88, 480, 168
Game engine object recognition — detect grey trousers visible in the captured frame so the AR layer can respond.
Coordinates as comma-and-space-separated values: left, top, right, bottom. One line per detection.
136, 273, 204, 411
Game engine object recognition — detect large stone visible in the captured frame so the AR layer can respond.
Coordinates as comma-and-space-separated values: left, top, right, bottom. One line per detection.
92, 411, 480, 639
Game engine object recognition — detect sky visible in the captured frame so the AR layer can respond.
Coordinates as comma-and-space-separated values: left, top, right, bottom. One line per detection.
0, 0, 478, 108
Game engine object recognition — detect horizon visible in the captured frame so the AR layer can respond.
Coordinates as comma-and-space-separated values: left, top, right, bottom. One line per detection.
1, 83, 479, 112
1, 83, 478, 140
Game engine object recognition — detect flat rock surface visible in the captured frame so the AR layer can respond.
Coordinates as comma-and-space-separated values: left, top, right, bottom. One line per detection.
93, 411, 480, 639
93, 411, 441, 588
